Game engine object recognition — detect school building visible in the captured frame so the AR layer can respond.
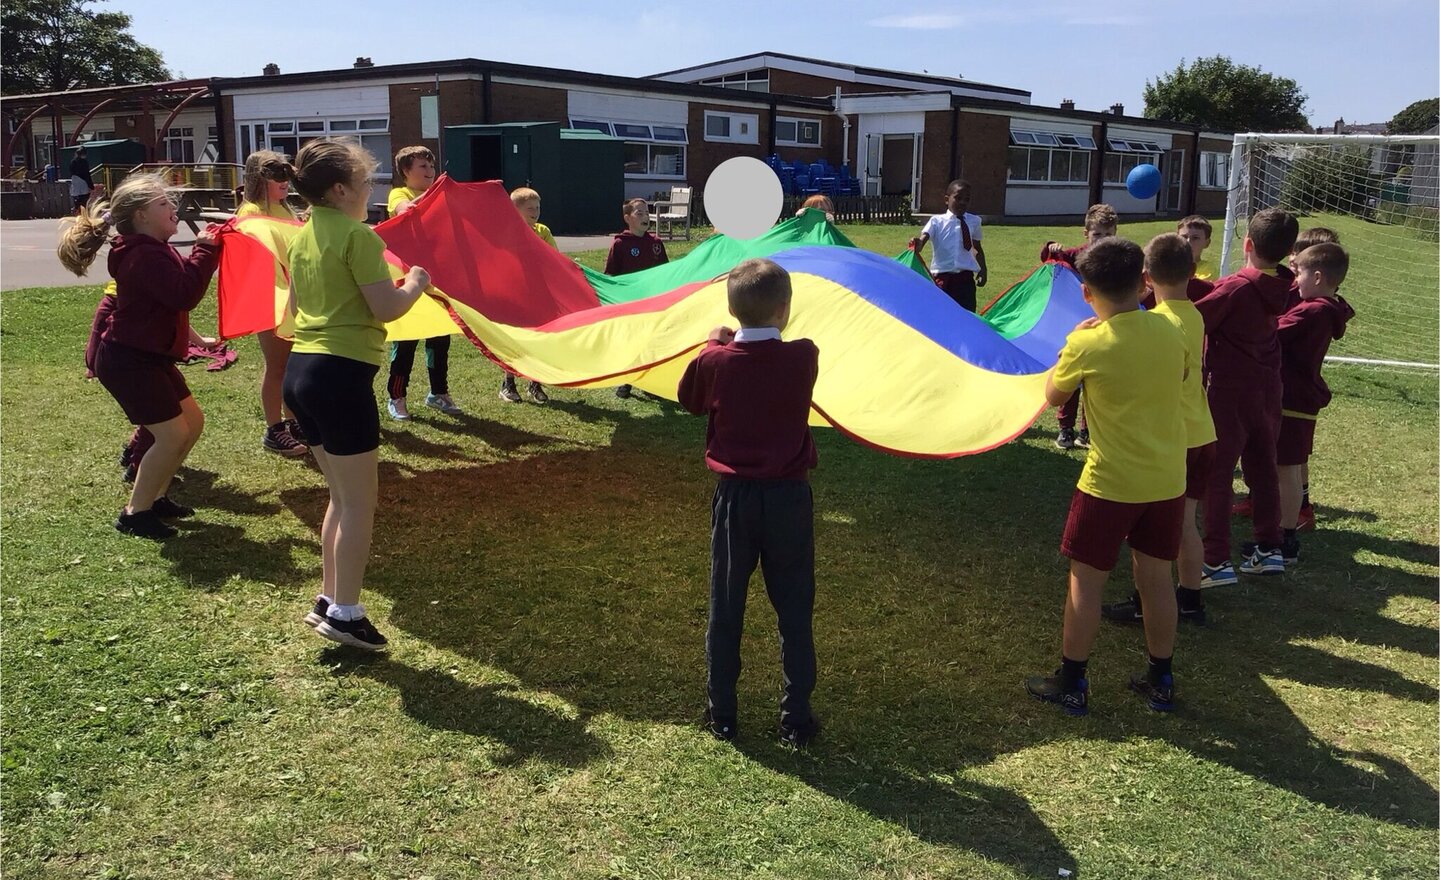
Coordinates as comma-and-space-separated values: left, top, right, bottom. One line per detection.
2, 51, 1235, 222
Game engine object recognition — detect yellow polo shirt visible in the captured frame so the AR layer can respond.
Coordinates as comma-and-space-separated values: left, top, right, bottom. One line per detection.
236, 200, 294, 220
1052, 309, 1187, 503
287, 206, 392, 366
1151, 299, 1218, 448
531, 222, 557, 250
1193, 256, 1217, 281
387, 185, 427, 217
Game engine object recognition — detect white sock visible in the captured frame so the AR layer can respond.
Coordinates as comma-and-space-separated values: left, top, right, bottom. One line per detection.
326, 602, 365, 622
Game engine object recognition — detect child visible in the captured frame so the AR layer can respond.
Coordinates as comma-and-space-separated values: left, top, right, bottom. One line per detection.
284, 139, 430, 650
677, 258, 822, 746
1177, 215, 1217, 281
1103, 234, 1216, 627
1042, 203, 1119, 450
909, 179, 987, 312
1233, 226, 1339, 526
385, 146, 460, 419
795, 193, 835, 223
69, 146, 94, 213
499, 187, 553, 404
236, 150, 310, 457
1276, 243, 1353, 562
59, 173, 219, 539
1194, 207, 1299, 586
1026, 238, 1187, 716
605, 198, 669, 398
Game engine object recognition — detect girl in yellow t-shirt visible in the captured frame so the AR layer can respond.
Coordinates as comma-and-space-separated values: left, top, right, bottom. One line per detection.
236, 150, 309, 457
284, 140, 429, 650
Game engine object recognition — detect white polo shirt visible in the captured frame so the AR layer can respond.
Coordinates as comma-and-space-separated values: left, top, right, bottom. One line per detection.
921, 211, 982, 274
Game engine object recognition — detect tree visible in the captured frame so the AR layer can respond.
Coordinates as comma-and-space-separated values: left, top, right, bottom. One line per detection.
1387, 98, 1439, 134
1143, 56, 1309, 133
1, 0, 170, 96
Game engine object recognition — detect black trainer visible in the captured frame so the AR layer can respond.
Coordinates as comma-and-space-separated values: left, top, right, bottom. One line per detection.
1076, 428, 1091, 448
1054, 427, 1077, 449
498, 378, 522, 403
1026, 670, 1089, 716
150, 495, 194, 518
303, 596, 331, 628
703, 709, 737, 742
1128, 671, 1175, 712
615, 384, 633, 399
1281, 535, 1301, 566
115, 508, 177, 540
314, 614, 389, 650
1101, 592, 1143, 624
284, 418, 308, 445
528, 382, 549, 404
778, 715, 821, 747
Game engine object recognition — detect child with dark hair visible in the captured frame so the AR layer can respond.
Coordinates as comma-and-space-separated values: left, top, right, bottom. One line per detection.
678, 258, 822, 746
1194, 207, 1299, 586
606, 198, 669, 399
1027, 238, 1187, 716
910, 179, 987, 312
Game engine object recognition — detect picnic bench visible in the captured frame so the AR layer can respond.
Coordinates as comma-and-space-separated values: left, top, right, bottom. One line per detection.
168, 186, 236, 234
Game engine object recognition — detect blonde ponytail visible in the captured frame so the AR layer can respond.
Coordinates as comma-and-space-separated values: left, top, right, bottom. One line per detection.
56, 172, 171, 277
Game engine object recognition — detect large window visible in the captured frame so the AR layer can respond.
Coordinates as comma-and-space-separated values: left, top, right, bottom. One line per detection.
698, 70, 769, 92
1199, 150, 1231, 188
238, 117, 392, 175
571, 117, 688, 179
1007, 131, 1093, 184
165, 127, 196, 163
1103, 138, 1164, 184
703, 111, 758, 145
775, 117, 821, 148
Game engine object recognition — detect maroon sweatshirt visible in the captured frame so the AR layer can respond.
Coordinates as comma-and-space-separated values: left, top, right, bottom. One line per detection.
1278, 294, 1355, 415
101, 234, 219, 360
85, 293, 117, 375
677, 337, 819, 481
604, 231, 669, 276
1194, 266, 1292, 391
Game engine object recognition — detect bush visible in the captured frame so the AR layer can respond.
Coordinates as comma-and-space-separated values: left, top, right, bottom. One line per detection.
1278, 146, 1383, 219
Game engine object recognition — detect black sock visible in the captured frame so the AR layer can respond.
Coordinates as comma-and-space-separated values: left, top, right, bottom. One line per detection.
1176, 586, 1203, 610
1148, 654, 1173, 684
1283, 528, 1297, 541
1060, 656, 1088, 689
1302, 483, 1310, 507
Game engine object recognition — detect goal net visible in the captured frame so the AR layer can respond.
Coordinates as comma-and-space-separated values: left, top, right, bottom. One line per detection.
1219, 133, 1440, 369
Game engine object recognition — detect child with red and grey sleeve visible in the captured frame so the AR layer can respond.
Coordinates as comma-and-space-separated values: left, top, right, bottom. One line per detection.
678, 257, 821, 747
1276, 243, 1354, 563
1193, 207, 1298, 585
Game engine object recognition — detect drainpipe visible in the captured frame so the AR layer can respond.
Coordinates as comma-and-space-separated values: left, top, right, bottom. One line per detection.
948, 97, 959, 182
213, 84, 228, 163
766, 98, 777, 157
1187, 129, 1201, 215
1090, 118, 1108, 206
832, 87, 850, 174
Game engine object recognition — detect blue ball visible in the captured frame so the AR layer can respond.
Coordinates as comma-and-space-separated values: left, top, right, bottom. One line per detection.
1126, 163, 1162, 199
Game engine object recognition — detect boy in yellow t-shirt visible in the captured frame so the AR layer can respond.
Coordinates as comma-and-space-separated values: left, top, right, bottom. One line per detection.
384, 146, 461, 420
1026, 238, 1187, 717
1104, 234, 1218, 628
499, 187, 554, 403
1177, 215, 1217, 281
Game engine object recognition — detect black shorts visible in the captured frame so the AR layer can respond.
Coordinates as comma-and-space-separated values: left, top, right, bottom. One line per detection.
282, 352, 380, 456
93, 340, 190, 425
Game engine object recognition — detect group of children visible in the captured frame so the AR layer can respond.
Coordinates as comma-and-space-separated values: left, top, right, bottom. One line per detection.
60, 149, 1353, 730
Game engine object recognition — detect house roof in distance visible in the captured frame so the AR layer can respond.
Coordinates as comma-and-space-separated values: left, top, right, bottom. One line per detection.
650, 51, 1031, 103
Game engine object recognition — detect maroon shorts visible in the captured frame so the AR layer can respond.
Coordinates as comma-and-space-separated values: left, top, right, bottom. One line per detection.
1186, 442, 1216, 501
93, 340, 189, 426
1060, 489, 1185, 571
1276, 415, 1316, 466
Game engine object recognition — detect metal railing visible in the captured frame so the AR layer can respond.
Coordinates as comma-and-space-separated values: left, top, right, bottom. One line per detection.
92, 163, 244, 195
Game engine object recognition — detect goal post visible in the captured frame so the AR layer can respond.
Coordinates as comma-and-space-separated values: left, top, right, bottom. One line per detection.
1220, 132, 1440, 370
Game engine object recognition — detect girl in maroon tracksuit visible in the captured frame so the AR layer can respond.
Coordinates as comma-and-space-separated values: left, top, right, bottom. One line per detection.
60, 173, 220, 539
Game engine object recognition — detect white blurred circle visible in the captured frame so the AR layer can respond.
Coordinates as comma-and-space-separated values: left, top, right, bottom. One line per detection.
704, 157, 783, 240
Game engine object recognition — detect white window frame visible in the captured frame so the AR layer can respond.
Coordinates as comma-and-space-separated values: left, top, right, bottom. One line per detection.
1006, 132, 1093, 185
1103, 148, 1163, 185
238, 116, 393, 176
699, 69, 770, 92
775, 116, 822, 148
703, 111, 759, 145
569, 117, 689, 180
1199, 150, 1230, 189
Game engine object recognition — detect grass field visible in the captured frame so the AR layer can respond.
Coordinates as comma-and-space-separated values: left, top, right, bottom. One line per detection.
2, 219, 1436, 879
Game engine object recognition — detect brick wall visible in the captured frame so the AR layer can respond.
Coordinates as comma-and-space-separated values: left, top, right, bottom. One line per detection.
217, 97, 236, 161
687, 101, 767, 190
113, 113, 156, 160
954, 110, 1008, 216
387, 80, 484, 163
768, 70, 896, 98
489, 82, 568, 124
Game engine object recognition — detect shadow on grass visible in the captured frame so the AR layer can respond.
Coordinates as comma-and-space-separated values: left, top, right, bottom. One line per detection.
160, 519, 314, 589
272, 401, 1437, 853
326, 655, 611, 768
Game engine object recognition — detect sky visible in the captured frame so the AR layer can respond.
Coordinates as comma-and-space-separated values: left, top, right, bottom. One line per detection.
119, 0, 1438, 126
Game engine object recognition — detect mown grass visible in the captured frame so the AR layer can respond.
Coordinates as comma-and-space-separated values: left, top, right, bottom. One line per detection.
2, 218, 1436, 879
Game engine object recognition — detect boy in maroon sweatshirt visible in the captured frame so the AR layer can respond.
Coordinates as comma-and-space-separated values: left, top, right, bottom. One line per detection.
606, 198, 669, 399
1041, 204, 1118, 450
1194, 207, 1298, 585
1276, 242, 1354, 563
678, 257, 821, 747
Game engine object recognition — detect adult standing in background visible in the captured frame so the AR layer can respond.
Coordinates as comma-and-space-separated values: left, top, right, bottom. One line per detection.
70, 146, 95, 213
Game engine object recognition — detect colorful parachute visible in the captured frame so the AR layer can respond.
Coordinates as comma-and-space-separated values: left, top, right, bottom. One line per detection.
216, 177, 1090, 458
